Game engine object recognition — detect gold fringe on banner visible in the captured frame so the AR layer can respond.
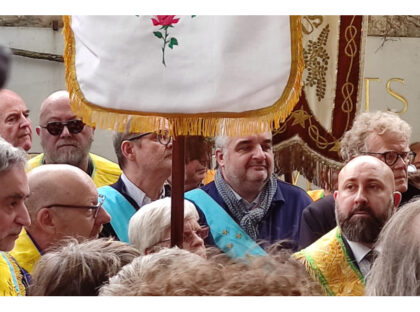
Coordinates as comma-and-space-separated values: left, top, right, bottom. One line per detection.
273, 138, 343, 191
63, 15, 304, 137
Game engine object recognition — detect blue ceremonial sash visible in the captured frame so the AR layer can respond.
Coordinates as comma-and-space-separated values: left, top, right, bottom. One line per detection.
98, 186, 136, 243
185, 189, 267, 259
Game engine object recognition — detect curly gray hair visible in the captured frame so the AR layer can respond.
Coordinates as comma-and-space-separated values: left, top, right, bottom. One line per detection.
340, 111, 411, 161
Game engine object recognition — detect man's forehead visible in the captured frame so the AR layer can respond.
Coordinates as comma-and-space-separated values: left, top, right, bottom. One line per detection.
366, 131, 409, 152
0, 96, 26, 112
230, 133, 272, 145
340, 158, 393, 183
40, 97, 74, 120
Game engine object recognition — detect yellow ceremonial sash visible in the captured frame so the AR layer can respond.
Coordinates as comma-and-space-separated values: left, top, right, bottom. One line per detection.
0, 252, 26, 296
26, 153, 121, 188
10, 228, 41, 275
294, 227, 365, 296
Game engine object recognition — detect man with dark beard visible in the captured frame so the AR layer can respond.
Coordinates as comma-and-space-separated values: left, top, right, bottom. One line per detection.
26, 90, 121, 187
294, 155, 401, 296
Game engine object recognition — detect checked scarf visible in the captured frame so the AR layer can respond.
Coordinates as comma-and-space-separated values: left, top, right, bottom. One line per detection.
214, 169, 278, 240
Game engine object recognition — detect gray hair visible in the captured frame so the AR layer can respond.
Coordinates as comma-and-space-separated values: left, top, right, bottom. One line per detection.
128, 197, 199, 254
99, 246, 322, 296
340, 111, 412, 161
28, 237, 141, 296
99, 247, 207, 296
365, 199, 420, 296
214, 135, 231, 151
0, 137, 26, 173
112, 131, 147, 169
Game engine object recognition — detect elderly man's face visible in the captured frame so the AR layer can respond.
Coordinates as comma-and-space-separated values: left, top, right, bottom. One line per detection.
158, 217, 207, 258
0, 90, 32, 151
0, 165, 31, 251
49, 179, 110, 240
37, 96, 94, 166
334, 156, 399, 245
217, 132, 274, 194
366, 131, 410, 193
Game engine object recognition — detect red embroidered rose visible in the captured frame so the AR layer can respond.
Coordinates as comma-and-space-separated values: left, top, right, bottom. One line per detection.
151, 15, 180, 26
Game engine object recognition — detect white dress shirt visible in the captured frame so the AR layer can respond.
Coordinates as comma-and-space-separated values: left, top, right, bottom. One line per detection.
346, 238, 373, 277
120, 173, 165, 208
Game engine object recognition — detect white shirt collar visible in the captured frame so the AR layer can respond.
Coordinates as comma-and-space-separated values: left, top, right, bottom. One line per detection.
345, 237, 372, 263
230, 187, 261, 210
121, 173, 164, 207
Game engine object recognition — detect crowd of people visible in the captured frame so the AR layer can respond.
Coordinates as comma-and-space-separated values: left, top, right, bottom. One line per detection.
1, 45, 420, 297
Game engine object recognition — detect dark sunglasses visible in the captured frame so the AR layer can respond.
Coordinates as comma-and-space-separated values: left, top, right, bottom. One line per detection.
45, 194, 105, 219
362, 151, 416, 167
40, 119, 85, 136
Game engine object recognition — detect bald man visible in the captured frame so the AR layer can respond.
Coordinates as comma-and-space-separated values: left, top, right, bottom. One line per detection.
0, 89, 32, 151
10, 164, 111, 274
294, 155, 401, 296
27, 90, 121, 187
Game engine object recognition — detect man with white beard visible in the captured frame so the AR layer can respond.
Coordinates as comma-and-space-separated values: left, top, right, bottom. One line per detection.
27, 90, 121, 187
294, 155, 401, 296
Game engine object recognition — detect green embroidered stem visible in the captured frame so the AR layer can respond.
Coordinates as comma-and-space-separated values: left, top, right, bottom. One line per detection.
161, 27, 168, 66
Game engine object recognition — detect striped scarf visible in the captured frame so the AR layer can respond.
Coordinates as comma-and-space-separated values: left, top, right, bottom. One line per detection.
214, 169, 277, 240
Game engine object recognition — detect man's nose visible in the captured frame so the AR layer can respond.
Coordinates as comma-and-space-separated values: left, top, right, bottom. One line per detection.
187, 231, 205, 248
59, 125, 72, 137
354, 188, 367, 205
20, 114, 32, 128
16, 203, 31, 227
393, 154, 408, 169
252, 145, 266, 159
95, 206, 111, 225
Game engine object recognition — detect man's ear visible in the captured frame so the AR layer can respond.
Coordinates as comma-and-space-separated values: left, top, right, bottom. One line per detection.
121, 141, 135, 162
215, 148, 224, 168
35, 126, 41, 136
392, 191, 402, 212
36, 208, 56, 235
333, 190, 339, 201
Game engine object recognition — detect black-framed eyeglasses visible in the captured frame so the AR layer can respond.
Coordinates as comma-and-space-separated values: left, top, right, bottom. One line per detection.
362, 151, 416, 166
40, 119, 85, 136
45, 194, 105, 219
126, 130, 172, 146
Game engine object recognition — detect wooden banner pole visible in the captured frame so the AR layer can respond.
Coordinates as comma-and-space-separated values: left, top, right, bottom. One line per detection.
170, 135, 185, 248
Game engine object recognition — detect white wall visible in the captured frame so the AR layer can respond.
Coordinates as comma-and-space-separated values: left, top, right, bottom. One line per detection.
362, 36, 420, 144
0, 26, 117, 162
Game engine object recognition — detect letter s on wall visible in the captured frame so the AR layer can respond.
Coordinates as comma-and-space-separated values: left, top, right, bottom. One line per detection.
386, 78, 408, 114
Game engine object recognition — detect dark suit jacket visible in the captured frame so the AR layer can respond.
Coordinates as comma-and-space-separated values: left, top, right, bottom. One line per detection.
297, 182, 420, 250
200, 179, 312, 250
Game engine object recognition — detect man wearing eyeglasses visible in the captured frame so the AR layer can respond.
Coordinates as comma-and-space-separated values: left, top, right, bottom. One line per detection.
10, 164, 111, 275
298, 111, 418, 250
26, 90, 121, 187
97, 128, 173, 242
